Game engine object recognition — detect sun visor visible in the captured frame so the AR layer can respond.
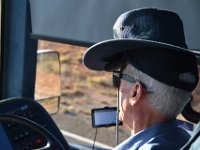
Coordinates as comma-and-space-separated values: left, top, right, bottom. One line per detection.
29, 0, 200, 49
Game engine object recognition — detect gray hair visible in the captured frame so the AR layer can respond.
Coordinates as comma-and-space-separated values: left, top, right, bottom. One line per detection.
126, 64, 191, 118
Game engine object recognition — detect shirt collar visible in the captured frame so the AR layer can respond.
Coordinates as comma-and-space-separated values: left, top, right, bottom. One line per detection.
114, 119, 178, 150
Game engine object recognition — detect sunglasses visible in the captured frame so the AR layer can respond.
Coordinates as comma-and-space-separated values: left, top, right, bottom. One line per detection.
112, 71, 153, 94
113, 71, 137, 88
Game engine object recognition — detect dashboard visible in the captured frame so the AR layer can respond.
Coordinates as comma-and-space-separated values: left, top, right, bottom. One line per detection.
0, 97, 70, 150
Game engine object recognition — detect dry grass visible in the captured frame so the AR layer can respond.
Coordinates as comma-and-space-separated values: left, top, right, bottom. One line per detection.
37, 40, 116, 119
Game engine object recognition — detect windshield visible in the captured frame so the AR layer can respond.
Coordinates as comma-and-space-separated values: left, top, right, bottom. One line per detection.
34, 39, 200, 149
36, 40, 130, 148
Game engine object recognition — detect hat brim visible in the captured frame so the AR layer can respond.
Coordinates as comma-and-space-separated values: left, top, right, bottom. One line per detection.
83, 39, 197, 71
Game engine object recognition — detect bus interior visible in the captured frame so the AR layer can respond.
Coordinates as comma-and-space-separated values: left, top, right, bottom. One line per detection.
0, 0, 200, 149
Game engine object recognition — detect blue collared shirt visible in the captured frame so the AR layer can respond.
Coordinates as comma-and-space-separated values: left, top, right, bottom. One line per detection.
114, 120, 190, 150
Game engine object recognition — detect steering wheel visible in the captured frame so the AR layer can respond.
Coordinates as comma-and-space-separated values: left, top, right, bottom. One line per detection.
0, 113, 66, 150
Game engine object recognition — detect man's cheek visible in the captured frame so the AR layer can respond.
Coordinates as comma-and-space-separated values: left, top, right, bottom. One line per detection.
119, 112, 122, 121
119, 111, 124, 121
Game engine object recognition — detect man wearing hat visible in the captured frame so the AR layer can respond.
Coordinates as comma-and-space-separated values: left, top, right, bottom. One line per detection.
83, 8, 199, 149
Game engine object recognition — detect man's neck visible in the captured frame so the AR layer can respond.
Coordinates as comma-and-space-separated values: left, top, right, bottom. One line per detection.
131, 112, 171, 135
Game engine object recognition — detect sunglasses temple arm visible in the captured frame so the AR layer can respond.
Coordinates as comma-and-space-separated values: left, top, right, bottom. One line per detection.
116, 87, 120, 146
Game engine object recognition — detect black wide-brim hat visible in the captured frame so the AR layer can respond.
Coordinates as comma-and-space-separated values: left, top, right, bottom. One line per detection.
83, 8, 199, 92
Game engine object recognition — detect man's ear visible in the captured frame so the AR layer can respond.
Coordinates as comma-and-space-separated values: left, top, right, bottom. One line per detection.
130, 82, 145, 105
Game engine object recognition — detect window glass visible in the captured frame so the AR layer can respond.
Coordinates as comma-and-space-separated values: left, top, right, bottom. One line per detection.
36, 40, 200, 147
36, 40, 130, 148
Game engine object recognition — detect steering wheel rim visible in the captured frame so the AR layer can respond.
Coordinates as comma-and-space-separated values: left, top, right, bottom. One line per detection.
0, 113, 66, 150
